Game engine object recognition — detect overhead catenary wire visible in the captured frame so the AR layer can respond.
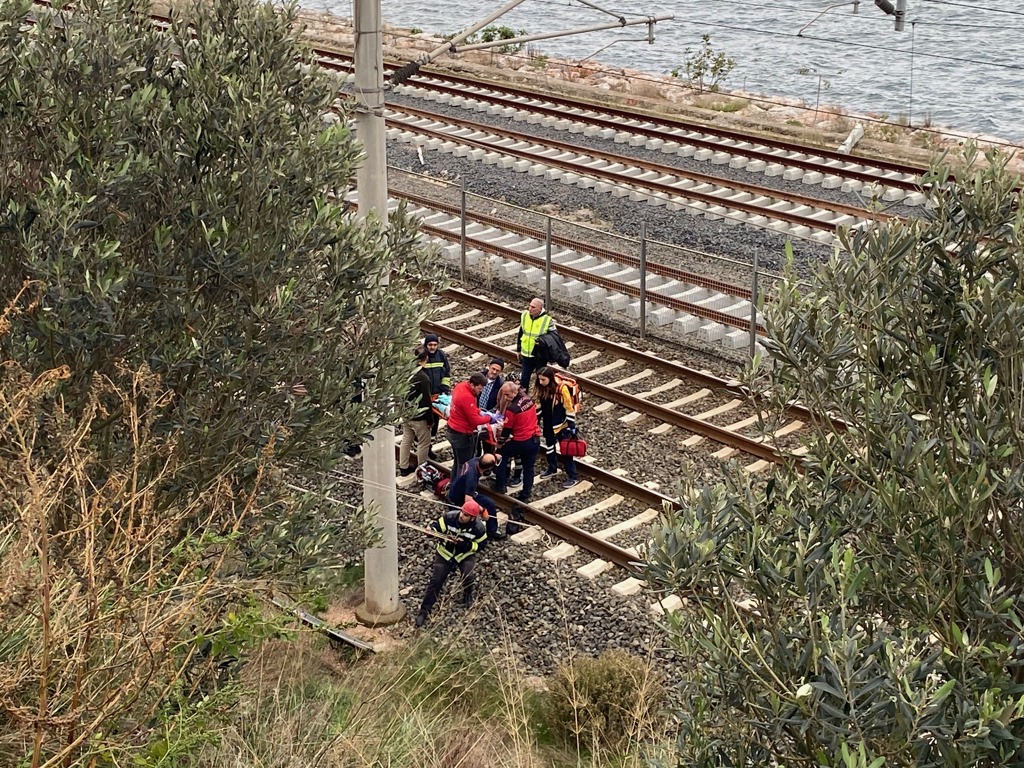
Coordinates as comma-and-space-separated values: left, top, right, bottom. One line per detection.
920, 0, 1024, 15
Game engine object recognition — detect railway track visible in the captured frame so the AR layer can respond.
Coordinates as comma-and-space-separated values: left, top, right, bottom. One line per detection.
403, 289, 812, 615
383, 101, 889, 244
374, 180, 766, 348
314, 48, 930, 203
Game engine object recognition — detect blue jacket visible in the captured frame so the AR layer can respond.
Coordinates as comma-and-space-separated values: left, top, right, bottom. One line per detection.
447, 456, 487, 505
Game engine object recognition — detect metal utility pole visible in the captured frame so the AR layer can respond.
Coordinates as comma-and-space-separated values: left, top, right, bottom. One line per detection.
354, 0, 404, 627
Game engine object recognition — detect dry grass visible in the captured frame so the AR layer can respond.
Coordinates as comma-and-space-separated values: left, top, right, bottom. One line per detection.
194, 568, 671, 768
0, 368, 267, 766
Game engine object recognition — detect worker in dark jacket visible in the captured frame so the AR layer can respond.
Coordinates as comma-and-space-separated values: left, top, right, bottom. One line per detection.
423, 332, 452, 446
422, 333, 452, 396
493, 381, 540, 502
447, 454, 502, 539
415, 499, 488, 627
399, 348, 433, 476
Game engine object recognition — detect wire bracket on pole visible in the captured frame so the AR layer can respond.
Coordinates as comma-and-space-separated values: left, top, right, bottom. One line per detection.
388, 5, 673, 87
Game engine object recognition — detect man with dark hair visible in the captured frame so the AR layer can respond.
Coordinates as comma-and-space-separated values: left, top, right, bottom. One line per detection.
446, 371, 491, 478
477, 357, 505, 413
415, 498, 488, 627
398, 348, 433, 476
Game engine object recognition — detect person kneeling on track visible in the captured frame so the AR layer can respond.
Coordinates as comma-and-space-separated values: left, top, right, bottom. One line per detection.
415, 499, 488, 627
447, 453, 503, 540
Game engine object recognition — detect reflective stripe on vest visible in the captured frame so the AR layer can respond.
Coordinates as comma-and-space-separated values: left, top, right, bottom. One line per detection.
519, 312, 552, 357
436, 516, 455, 560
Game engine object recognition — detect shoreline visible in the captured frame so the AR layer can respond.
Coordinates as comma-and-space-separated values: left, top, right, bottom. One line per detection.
296, 8, 1023, 174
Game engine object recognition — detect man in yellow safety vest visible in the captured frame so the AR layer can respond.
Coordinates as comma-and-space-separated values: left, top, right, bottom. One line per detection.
516, 297, 554, 391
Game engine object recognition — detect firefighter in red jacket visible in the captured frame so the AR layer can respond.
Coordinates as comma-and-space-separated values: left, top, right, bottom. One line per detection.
446, 372, 492, 479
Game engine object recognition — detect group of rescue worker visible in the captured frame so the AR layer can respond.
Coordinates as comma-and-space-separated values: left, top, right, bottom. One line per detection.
406, 297, 581, 627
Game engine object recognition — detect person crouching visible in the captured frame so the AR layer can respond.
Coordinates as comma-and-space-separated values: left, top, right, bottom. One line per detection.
415, 499, 488, 627
447, 453, 503, 540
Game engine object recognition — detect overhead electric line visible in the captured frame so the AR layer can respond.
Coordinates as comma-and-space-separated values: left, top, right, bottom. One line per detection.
920, 0, 1024, 15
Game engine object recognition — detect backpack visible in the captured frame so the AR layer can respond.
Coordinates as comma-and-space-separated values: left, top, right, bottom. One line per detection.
416, 463, 442, 491
536, 330, 571, 368
554, 372, 583, 413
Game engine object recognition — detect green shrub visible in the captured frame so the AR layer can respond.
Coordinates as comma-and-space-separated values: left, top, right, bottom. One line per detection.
670, 33, 736, 93
544, 650, 665, 754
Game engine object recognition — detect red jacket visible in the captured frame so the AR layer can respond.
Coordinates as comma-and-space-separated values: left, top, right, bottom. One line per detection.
500, 390, 540, 442
447, 381, 491, 434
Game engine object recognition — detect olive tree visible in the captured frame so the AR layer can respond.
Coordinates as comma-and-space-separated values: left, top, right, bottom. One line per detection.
644, 147, 1024, 767
0, 0, 427, 552
0, 0, 428, 762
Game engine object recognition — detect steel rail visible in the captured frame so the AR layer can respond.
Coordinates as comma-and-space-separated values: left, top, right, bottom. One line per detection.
397, 186, 759, 301
314, 47, 932, 188
422, 319, 786, 464
438, 287, 839, 430
390, 69, 929, 193
479, 480, 645, 572
388, 103, 885, 233
421, 221, 766, 334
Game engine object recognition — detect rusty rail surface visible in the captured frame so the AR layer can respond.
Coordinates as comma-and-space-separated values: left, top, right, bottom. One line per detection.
439, 288, 829, 428
422, 319, 786, 464
422, 223, 766, 334
315, 48, 932, 191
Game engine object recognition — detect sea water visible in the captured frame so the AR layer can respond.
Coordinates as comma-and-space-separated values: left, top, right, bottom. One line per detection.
316, 0, 1024, 142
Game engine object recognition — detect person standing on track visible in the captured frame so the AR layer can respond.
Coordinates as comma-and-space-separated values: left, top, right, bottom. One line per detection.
398, 347, 433, 476
516, 297, 554, 392
492, 380, 540, 503
422, 333, 452, 397
534, 366, 580, 489
447, 372, 491, 479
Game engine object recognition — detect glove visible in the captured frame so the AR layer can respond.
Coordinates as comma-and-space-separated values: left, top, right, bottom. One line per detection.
566, 427, 578, 438
488, 412, 502, 424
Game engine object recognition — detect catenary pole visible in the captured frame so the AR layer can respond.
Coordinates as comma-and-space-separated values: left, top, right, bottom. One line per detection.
354, 0, 405, 627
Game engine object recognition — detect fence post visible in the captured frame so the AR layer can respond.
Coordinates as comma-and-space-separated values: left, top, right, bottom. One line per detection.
459, 176, 467, 284
749, 249, 759, 358
544, 216, 552, 311
639, 223, 648, 340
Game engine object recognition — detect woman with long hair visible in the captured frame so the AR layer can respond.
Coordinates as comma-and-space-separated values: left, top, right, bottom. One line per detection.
493, 379, 540, 502
533, 366, 579, 489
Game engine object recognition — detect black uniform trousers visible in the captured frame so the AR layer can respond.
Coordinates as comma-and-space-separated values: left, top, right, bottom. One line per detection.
419, 552, 476, 617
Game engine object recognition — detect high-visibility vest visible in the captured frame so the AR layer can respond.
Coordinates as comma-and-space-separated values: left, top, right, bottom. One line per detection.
519, 311, 552, 357
436, 515, 482, 562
